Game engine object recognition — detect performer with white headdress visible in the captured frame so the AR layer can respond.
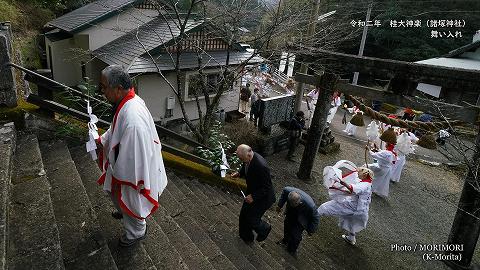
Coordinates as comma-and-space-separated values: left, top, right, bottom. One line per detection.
317, 160, 374, 245
366, 143, 396, 198
390, 130, 417, 183
343, 106, 363, 136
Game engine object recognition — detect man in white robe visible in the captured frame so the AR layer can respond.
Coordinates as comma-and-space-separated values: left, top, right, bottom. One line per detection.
366, 144, 396, 198
317, 167, 374, 245
97, 65, 168, 247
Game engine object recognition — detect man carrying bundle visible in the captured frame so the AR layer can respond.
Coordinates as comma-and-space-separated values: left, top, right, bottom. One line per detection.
96, 65, 168, 247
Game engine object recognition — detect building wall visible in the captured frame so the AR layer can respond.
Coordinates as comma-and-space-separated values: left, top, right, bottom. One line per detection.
46, 34, 90, 86
46, 7, 158, 86
79, 7, 158, 51
136, 69, 241, 124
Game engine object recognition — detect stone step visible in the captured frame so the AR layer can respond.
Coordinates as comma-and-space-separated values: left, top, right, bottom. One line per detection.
159, 185, 236, 270
140, 216, 189, 270
152, 204, 215, 270
7, 134, 64, 270
164, 178, 246, 270
186, 181, 287, 270
172, 177, 271, 269
40, 141, 117, 270
166, 176, 258, 270
12, 133, 45, 185
0, 122, 15, 270
198, 182, 314, 270
68, 145, 157, 270
188, 181, 299, 270
218, 186, 336, 270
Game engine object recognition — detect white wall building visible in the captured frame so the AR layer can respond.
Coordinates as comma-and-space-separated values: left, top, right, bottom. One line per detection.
44, 0, 262, 125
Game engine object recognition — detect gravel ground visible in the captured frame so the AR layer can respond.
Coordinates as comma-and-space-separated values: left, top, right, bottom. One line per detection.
264, 134, 480, 270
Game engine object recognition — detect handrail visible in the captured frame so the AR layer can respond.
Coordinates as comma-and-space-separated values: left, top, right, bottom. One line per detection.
5, 62, 212, 151
26, 94, 209, 165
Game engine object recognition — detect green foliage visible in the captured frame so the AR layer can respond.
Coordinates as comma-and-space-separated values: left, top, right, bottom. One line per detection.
58, 78, 112, 120
196, 120, 241, 173
0, 1, 19, 26
54, 114, 87, 139
223, 120, 263, 152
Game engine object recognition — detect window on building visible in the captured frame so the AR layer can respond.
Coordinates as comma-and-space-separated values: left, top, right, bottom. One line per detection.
165, 108, 173, 118
81, 61, 86, 80
187, 72, 233, 97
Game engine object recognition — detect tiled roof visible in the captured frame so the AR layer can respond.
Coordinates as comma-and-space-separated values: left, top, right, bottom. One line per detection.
46, 0, 142, 33
442, 40, 480, 58
92, 17, 203, 68
128, 50, 264, 74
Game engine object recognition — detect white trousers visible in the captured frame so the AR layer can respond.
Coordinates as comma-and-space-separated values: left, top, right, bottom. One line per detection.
109, 191, 147, 240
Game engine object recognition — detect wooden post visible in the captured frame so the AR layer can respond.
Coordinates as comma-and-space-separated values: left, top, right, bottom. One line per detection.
293, 0, 322, 113
297, 73, 339, 180
445, 126, 480, 269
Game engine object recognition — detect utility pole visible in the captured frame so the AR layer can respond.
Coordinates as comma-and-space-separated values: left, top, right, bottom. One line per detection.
352, 1, 373, 85
293, 0, 322, 113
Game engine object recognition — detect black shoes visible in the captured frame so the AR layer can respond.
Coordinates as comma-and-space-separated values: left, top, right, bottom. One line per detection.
256, 224, 271, 242
119, 226, 148, 247
112, 211, 123, 219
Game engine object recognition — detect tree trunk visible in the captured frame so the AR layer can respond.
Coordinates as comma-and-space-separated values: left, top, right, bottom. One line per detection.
446, 126, 480, 269
297, 73, 339, 180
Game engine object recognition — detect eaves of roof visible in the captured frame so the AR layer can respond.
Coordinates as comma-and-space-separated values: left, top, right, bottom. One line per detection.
442, 40, 480, 58
46, 0, 144, 34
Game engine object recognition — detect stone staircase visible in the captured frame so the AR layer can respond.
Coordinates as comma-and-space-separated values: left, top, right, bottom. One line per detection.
0, 123, 331, 270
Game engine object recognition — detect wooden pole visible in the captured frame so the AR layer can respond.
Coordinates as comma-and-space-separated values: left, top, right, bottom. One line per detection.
445, 126, 480, 269
293, 0, 322, 113
297, 73, 339, 180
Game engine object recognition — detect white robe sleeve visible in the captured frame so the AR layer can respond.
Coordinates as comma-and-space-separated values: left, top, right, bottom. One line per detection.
351, 182, 370, 195
99, 127, 112, 146
113, 125, 167, 218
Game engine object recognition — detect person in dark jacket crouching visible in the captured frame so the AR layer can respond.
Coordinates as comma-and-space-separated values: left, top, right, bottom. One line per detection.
276, 186, 320, 258
286, 111, 305, 161
232, 144, 276, 244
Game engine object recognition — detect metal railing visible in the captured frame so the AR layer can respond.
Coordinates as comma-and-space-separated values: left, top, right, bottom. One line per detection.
269, 65, 289, 85
5, 62, 211, 165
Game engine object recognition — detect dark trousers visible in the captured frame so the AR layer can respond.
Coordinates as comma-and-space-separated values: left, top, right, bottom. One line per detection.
239, 202, 270, 242
250, 111, 258, 126
283, 211, 304, 253
287, 136, 299, 158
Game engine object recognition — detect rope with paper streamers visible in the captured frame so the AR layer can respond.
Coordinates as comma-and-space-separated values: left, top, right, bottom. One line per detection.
345, 95, 463, 132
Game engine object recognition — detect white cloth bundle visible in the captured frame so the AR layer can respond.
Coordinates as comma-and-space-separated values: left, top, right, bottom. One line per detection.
85, 101, 99, 160
396, 132, 416, 155
366, 121, 380, 141
219, 143, 230, 178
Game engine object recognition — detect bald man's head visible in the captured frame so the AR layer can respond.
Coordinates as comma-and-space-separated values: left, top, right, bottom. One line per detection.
236, 144, 253, 162
288, 191, 302, 207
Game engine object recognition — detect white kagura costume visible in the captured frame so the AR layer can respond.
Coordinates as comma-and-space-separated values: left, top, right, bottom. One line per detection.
368, 150, 395, 197
326, 96, 342, 124
390, 154, 405, 183
318, 161, 372, 234
97, 89, 168, 220
391, 132, 417, 183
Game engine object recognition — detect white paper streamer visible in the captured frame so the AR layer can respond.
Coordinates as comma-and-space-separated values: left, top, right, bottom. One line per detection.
85, 100, 100, 160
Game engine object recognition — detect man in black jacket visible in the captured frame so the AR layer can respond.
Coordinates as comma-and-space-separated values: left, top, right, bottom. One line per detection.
286, 111, 305, 161
276, 186, 320, 257
232, 144, 276, 243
